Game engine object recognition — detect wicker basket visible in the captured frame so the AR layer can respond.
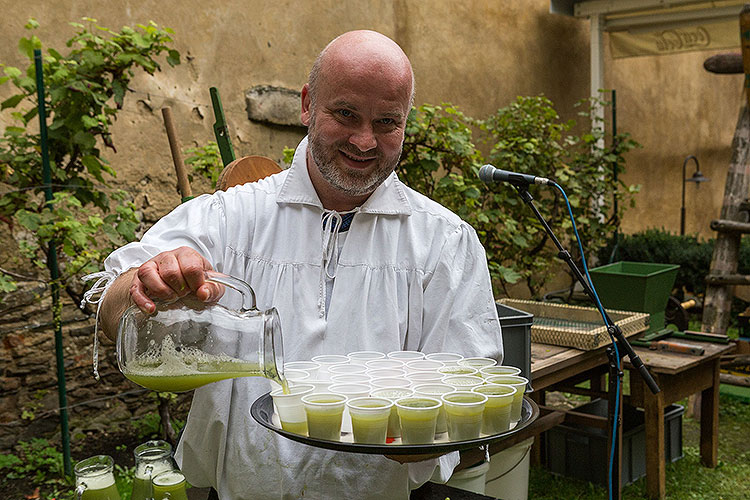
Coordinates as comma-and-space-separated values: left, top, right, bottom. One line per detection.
497, 299, 650, 350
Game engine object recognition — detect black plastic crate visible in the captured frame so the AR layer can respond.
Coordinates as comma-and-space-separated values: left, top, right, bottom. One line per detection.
495, 302, 532, 386
545, 398, 684, 486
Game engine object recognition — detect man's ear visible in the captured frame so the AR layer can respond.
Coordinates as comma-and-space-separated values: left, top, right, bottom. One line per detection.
301, 84, 312, 126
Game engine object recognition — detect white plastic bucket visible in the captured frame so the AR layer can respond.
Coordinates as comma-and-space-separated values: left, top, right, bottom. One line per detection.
483, 437, 534, 500
445, 460, 490, 495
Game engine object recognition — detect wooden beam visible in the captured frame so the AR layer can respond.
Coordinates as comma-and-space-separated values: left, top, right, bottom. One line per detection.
720, 372, 750, 386
704, 52, 743, 74
705, 274, 750, 285
710, 219, 750, 233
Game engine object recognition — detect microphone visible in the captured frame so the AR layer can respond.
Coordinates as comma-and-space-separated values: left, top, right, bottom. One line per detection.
478, 164, 551, 186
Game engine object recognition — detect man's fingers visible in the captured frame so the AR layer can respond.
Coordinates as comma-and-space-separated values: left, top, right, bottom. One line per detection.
129, 274, 155, 314
136, 261, 177, 301
156, 252, 190, 296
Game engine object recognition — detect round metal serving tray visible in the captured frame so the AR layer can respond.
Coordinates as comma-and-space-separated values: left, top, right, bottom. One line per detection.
250, 393, 539, 455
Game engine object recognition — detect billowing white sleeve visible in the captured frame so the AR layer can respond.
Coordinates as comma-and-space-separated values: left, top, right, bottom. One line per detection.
420, 223, 503, 362
104, 194, 227, 275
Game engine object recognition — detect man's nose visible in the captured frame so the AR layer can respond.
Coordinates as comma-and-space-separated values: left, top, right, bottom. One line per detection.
349, 124, 377, 152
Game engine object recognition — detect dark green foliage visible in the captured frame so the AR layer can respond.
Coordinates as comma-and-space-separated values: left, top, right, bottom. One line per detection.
599, 228, 750, 296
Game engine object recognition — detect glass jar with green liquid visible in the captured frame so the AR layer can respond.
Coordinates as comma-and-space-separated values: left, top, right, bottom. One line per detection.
117, 271, 287, 393
74, 455, 121, 500
151, 470, 189, 500
131, 440, 174, 500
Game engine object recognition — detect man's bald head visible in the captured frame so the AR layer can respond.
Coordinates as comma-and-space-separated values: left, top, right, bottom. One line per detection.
307, 30, 415, 111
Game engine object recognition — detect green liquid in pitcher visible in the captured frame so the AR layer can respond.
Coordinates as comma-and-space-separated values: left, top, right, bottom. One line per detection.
130, 477, 150, 500
123, 336, 288, 392
80, 484, 121, 500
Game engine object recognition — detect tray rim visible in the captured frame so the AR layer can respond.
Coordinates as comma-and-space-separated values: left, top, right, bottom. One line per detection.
250, 392, 539, 455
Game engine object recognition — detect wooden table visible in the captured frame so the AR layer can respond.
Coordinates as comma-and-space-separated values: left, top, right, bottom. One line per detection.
528, 338, 735, 499
626, 341, 734, 499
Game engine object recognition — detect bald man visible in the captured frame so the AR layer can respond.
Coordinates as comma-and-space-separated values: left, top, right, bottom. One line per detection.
97, 30, 503, 499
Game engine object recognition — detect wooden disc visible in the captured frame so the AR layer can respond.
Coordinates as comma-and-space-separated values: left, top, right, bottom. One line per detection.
216, 155, 283, 191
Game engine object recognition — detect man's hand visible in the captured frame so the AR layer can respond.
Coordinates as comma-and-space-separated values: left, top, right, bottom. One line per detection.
130, 246, 223, 314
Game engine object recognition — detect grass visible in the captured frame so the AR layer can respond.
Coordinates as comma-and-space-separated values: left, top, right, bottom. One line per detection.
528, 393, 750, 499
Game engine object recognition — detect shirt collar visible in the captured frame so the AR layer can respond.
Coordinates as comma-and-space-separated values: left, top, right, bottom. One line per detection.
276, 136, 412, 216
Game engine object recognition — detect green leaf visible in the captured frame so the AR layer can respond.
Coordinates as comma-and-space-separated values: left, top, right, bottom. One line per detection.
81, 115, 99, 128
4, 66, 22, 78
1, 94, 24, 110
81, 155, 104, 181
16, 210, 41, 231
166, 49, 180, 67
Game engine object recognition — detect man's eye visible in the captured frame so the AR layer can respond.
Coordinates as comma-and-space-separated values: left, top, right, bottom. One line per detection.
338, 109, 353, 118
379, 118, 394, 125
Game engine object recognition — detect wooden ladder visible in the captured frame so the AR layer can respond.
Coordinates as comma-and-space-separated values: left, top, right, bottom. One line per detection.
702, 6, 750, 334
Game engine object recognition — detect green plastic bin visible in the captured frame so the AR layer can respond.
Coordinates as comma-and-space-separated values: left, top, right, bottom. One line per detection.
588, 261, 679, 332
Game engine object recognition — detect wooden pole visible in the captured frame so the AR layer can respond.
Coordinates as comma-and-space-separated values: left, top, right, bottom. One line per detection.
161, 107, 193, 202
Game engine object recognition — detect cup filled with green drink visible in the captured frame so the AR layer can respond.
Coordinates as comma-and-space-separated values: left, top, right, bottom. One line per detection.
272, 383, 315, 435
412, 383, 455, 435
346, 397, 393, 444
370, 387, 413, 439
395, 396, 442, 444
151, 470, 188, 500
479, 365, 521, 379
441, 391, 487, 441
486, 375, 528, 422
472, 384, 516, 434
74, 455, 121, 500
301, 393, 347, 441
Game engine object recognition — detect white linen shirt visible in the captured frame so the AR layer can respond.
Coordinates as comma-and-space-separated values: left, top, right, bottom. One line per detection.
104, 136, 503, 499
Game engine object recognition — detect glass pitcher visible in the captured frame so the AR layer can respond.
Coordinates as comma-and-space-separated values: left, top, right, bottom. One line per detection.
151, 470, 189, 500
131, 440, 174, 500
117, 271, 286, 393
75, 455, 121, 500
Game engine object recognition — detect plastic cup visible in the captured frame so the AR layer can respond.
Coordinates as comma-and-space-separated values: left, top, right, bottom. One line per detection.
395, 396, 442, 444
425, 352, 464, 366
302, 393, 347, 441
270, 368, 309, 393
486, 375, 528, 422
347, 351, 385, 365
412, 383, 455, 435
442, 375, 485, 390
441, 391, 488, 441
329, 363, 368, 376
479, 365, 522, 378
329, 383, 371, 433
370, 377, 411, 389
346, 397, 393, 444
438, 365, 479, 377
330, 373, 371, 386
285, 361, 321, 379
304, 379, 331, 394
151, 469, 188, 500
311, 355, 349, 381
472, 384, 516, 434
406, 371, 444, 385
365, 358, 405, 370
458, 357, 498, 370
271, 384, 314, 435
370, 387, 413, 439
405, 359, 445, 373
387, 350, 425, 361
366, 368, 407, 379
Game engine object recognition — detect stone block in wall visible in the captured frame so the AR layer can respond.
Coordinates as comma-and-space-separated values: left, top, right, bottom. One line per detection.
245, 85, 304, 127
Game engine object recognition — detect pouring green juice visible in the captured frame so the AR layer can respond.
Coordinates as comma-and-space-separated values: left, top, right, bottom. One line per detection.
122, 336, 289, 393
117, 272, 288, 394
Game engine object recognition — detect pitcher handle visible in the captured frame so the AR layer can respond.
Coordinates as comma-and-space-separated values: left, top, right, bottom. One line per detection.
76, 483, 87, 500
205, 270, 257, 311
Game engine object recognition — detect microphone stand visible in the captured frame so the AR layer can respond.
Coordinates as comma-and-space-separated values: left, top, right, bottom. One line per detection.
512, 184, 660, 500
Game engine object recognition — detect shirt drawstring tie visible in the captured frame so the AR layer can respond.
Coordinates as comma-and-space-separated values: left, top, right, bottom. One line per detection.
80, 270, 118, 380
319, 212, 343, 317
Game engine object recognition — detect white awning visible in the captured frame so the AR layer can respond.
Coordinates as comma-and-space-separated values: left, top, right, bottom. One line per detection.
551, 1, 744, 110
